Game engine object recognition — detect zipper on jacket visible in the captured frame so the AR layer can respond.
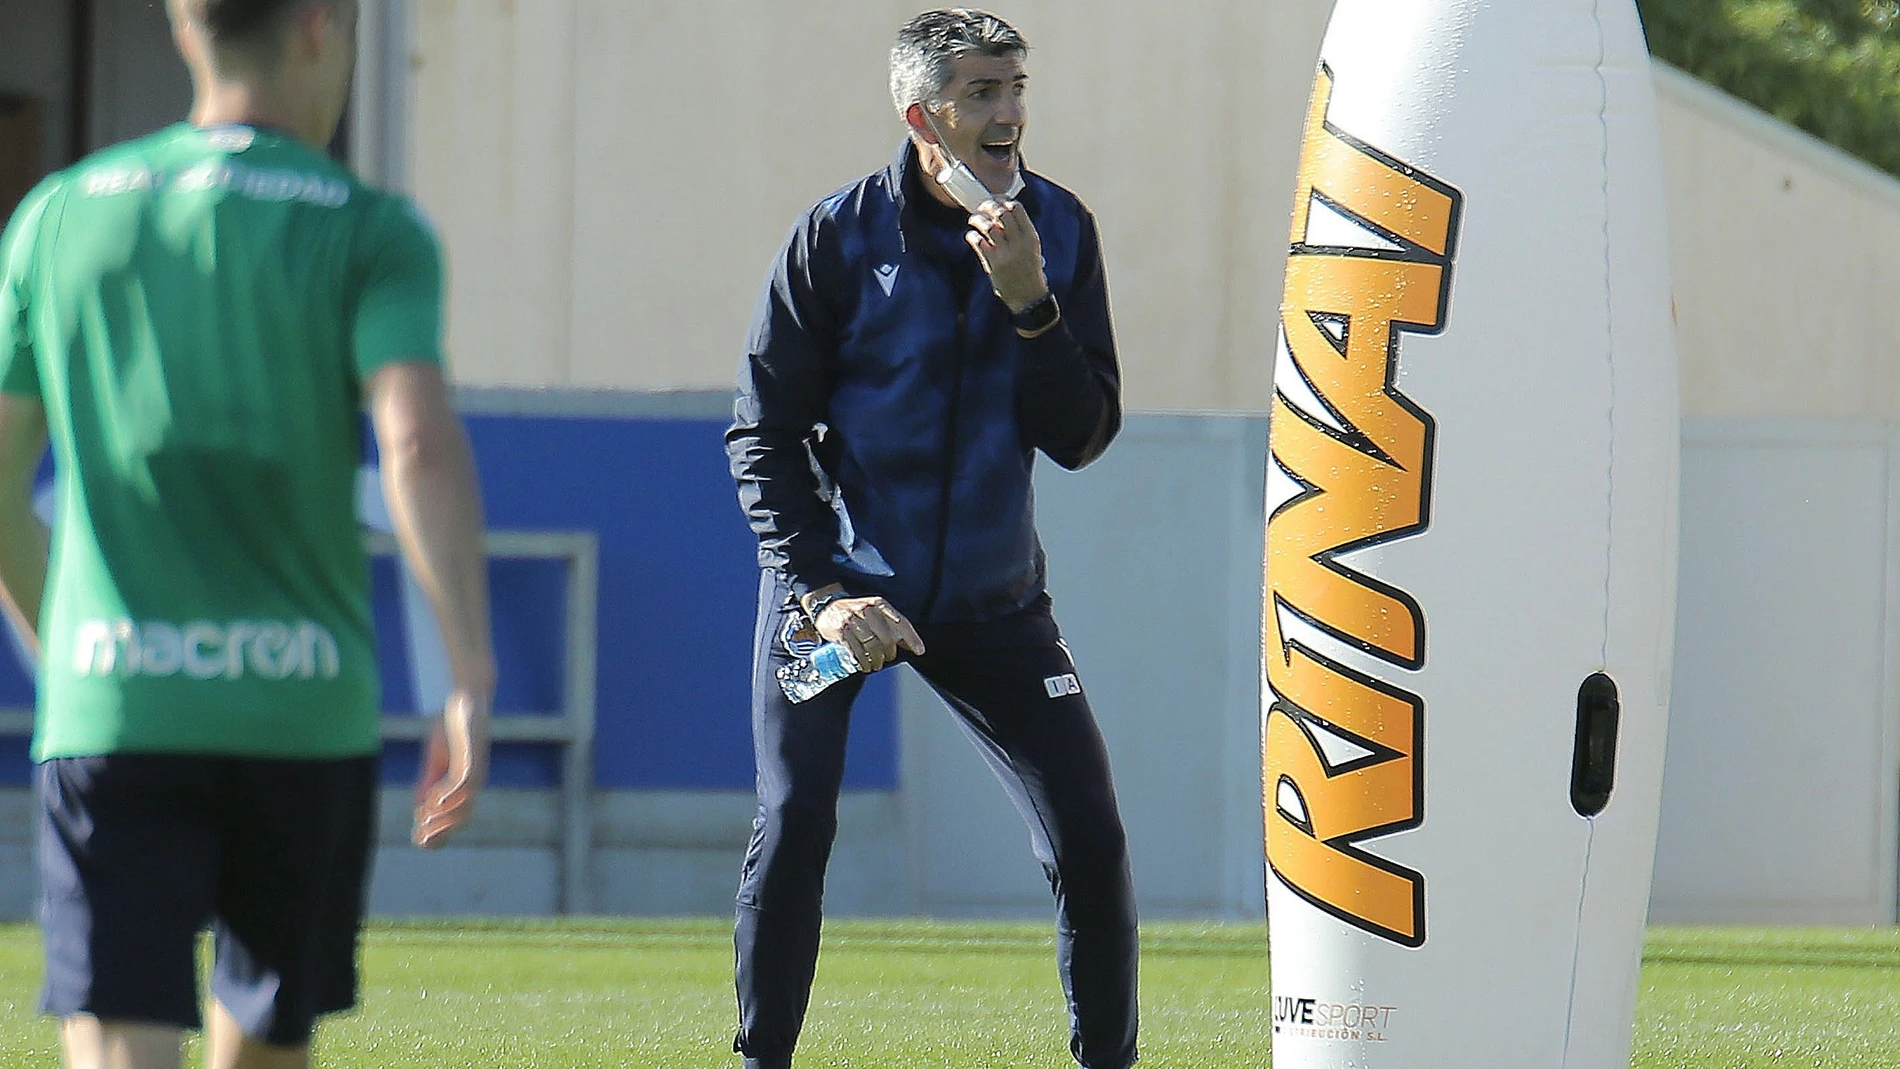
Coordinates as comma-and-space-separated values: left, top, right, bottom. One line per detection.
918, 308, 968, 619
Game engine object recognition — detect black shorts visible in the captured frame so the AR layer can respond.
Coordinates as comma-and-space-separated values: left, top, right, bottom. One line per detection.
36, 753, 378, 1045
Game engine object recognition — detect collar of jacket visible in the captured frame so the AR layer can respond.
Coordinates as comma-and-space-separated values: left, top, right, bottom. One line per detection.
883, 138, 1041, 257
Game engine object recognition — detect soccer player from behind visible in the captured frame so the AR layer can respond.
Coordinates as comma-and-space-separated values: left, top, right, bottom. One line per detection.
0, 2, 495, 1067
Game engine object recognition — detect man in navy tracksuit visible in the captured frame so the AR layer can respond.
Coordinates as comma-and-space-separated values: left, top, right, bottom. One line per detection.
724, 10, 1139, 1069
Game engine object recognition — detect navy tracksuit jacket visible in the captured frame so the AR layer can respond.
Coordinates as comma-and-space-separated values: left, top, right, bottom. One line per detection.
724, 141, 1140, 1069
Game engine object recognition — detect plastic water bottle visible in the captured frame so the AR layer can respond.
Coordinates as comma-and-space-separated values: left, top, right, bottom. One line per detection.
776, 642, 863, 703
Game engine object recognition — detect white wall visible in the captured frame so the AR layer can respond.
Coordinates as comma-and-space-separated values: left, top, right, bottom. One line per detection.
15, 3, 1898, 423
902, 416, 1269, 919
404, 4, 1900, 430
407, 0, 1328, 410
1651, 421, 1900, 924
1657, 67, 1900, 421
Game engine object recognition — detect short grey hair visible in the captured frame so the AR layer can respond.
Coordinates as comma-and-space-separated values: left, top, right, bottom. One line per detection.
888, 9, 1029, 118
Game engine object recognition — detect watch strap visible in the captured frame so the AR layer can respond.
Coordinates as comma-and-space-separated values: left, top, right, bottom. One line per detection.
803, 590, 848, 622
1012, 292, 1061, 338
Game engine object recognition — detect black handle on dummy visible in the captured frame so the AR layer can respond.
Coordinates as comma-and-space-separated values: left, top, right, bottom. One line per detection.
1570, 673, 1620, 818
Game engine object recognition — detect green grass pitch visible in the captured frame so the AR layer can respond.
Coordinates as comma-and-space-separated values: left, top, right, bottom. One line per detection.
0, 921, 1898, 1066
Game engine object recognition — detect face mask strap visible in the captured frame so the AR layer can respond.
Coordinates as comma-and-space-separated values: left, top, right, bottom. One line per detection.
918, 104, 966, 170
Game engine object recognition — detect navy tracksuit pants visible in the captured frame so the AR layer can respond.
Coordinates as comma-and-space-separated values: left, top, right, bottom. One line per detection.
734, 573, 1140, 1069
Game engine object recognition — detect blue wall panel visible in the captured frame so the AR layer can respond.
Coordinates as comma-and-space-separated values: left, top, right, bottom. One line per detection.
458, 414, 896, 791
369, 557, 568, 789
388, 413, 899, 791
0, 411, 903, 793
0, 737, 28, 786
0, 623, 32, 782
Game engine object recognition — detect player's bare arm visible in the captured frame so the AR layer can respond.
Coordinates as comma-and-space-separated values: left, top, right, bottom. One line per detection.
368, 361, 496, 849
0, 395, 47, 654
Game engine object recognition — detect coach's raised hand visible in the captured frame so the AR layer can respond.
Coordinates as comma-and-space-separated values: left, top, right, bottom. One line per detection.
966, 199, 1050, 313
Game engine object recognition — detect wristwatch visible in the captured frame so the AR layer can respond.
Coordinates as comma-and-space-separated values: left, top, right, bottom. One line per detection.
1012, 292, 1061, 338
803, 589, 849, 623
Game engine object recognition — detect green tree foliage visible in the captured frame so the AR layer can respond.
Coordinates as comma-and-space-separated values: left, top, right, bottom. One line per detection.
1639, 0, 1900, 174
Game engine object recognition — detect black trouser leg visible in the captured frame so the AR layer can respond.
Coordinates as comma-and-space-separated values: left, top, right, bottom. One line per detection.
915, 603, 1141, 1069
733, 574, 864, 1069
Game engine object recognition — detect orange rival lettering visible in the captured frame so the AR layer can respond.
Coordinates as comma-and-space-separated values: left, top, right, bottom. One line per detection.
1264, 66, 1461, 948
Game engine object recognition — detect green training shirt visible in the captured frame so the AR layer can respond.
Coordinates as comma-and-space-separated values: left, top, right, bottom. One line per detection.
0, 122, 445, 760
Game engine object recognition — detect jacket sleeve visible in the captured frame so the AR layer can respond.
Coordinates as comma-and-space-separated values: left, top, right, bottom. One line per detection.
726, 210, 845, 602
1014, 206, 1122, 471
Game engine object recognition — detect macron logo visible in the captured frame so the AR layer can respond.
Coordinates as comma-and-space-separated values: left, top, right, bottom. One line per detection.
1043, 673, 1082, 699
875, 263, 900, 296
72, 617, 342, 682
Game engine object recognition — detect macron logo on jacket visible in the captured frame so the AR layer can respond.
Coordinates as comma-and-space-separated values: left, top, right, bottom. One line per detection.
875, 263, 900, 296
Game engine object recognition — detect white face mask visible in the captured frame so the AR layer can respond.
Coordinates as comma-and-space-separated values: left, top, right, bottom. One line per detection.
921, 110, 1024, 210
931, 157, 1025, 211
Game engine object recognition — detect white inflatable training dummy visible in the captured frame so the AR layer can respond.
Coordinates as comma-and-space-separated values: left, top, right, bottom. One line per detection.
1262, 1, 1679, 1065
